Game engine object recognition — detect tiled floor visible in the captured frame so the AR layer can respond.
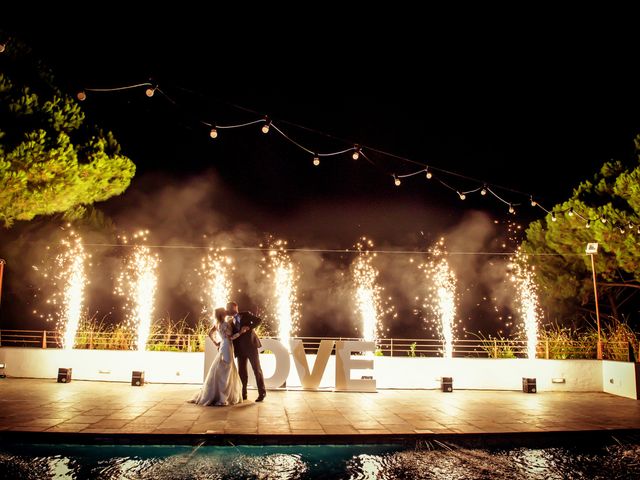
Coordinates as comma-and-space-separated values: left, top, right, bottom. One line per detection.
0, 378, 639, 435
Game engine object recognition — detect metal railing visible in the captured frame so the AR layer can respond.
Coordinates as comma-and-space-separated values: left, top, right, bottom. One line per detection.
0, 329, 636, 361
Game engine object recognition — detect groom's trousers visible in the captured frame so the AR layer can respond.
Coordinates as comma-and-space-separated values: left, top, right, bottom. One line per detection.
238, 351, 266, 397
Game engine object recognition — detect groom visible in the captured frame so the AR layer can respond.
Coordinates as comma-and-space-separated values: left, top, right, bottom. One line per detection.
226, 301, 267, 402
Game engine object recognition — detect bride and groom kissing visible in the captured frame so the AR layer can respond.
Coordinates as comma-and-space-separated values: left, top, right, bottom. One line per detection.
190, 301, 267, 406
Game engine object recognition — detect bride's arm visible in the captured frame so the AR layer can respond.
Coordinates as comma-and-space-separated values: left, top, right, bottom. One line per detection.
208, 325, 220, 348
227, 324, 249, 341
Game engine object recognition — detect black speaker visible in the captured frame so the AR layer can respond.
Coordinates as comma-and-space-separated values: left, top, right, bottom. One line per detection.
522, 377, 536, 393
57, 368, 72, 383
131, 371, 145, 386
441, 377, 453, 392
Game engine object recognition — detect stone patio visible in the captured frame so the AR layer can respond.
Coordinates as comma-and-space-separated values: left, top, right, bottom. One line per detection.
0, 378, 639, 436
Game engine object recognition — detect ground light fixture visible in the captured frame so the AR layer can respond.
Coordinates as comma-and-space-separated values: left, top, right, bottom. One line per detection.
132, 371, 145, 386
441, 377, 453, 392
57, 368, 72, 383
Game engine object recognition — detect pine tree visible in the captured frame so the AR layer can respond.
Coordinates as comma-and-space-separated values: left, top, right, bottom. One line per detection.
0, 37, 135, 227
522, 137, 640, 324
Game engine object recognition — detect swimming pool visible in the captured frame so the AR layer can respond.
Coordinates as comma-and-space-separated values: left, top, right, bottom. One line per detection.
1, 439, 639, 479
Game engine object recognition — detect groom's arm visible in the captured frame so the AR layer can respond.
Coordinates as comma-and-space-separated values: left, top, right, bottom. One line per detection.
241, 312, 262, 330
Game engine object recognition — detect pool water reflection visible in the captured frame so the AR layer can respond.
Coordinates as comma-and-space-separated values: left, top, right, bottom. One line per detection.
1, 441, 639, 479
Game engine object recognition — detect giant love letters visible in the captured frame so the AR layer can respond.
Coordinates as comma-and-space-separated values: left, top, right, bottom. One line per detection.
204, 338, 377, 392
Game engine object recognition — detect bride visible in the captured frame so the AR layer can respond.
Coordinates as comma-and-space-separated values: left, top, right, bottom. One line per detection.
190, 307, 248, 406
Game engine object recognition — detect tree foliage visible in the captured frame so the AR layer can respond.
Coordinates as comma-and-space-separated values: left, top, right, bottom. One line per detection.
522, 136, 640, 324
0, 37, 135, 227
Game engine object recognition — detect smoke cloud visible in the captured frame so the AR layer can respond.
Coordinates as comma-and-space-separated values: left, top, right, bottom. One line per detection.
0, 171, 521, 338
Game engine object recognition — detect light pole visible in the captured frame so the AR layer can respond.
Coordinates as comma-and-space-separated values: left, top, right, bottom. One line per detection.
0, 259, 5, 305
586, 243, 602, 359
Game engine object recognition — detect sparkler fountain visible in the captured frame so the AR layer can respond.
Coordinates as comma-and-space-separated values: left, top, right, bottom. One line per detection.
421, 239, 458, 359
50, 230, 88, 349
116, 232, 159, 351
351, 237, 383, 343
199, 248, 233, 319
265, 240, 300, 350
510, 250, 541, 360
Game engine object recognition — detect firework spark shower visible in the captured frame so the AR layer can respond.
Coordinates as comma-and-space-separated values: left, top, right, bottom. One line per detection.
116, 232, 159, 351
351, 237, 383, 342
422, 239, 458, 359
510, 250, 541, 359
265, 240, 300, 349
199, 248, 233, 321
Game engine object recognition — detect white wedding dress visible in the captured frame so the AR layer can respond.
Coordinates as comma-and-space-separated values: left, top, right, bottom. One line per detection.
190, 320, 243, 406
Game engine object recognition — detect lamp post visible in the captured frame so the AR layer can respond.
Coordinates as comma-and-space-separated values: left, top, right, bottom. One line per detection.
0, 259, 5, 305
586, 243, 602, 359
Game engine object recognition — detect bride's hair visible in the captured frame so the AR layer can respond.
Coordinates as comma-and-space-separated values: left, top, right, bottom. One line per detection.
214, 307, 226, 323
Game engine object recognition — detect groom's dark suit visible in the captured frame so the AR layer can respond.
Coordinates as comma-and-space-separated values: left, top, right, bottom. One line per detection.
232, 311, 266, 399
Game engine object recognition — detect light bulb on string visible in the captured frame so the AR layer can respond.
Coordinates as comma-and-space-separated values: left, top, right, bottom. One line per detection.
209, 127, 218, 139
600, 216, 607, 224
145, 87, 156, 97
551, 214, 557, 222
508, 204, 515, 214
425, 168, 432, 179
0, 43, 5, 53
77, 91, 87, 101
620, 226, 625, 234
530, 197, 537, 207
567, 208, 574, 217
481, 186, 487, 196
352, 145, 360, 160
261, 117, 271, 134
313, 155, 320, 166
458, 191, 466, 200
393, 175, 401, 186
586, 220, 591, 228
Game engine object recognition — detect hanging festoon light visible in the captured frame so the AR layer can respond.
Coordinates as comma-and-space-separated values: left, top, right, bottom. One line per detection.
313, 155, 320, 166
530, 197, 537, 207
425, 168, 433, 179
0, 43, 5, 53
481, 185, 487, 196
393, 175, 401, 186
458, 191, 466, 200
145, 86, 156, 97
567, 208, 574, 217
209, 127, 218, 139
77, 91, 87, 101
508, 204, 515, 214
261, 116, 271, 133
352, 145, 361, 160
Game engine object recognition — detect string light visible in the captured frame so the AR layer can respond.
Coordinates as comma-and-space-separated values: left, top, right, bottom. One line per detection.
586, 220, 591, 228
73, 79, 640, 233
261, 117, 271, 134
0, 43, 5, 53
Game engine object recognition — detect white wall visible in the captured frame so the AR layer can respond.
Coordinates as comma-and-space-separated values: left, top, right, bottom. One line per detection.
0, 346, 610, 393
602, 360, 638, 400
0, 348, 204, 384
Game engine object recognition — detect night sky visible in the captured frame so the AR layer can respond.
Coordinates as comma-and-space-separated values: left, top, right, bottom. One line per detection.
2, 17, 639, 336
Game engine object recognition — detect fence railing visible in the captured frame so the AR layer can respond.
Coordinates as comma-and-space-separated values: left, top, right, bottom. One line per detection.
0, 330, 636, 361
